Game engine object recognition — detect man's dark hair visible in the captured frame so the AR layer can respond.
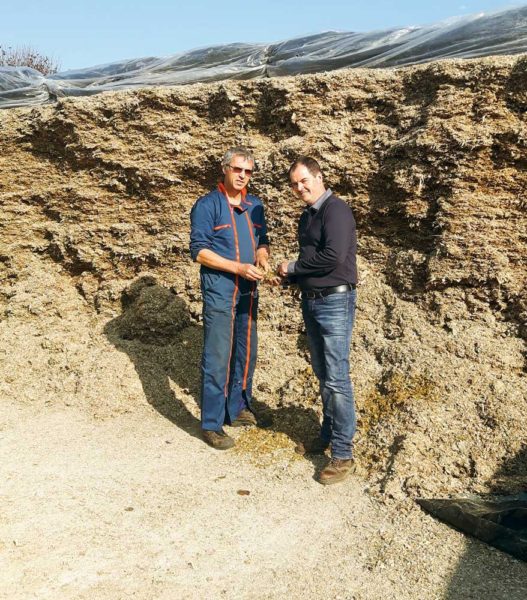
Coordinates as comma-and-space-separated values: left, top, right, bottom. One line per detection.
288, 156, 322, 178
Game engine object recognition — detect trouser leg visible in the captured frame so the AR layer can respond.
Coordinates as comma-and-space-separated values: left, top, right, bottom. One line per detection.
302, 299, 332, 443
201, 305, 233, 431
321, 291, 357, 459
227, 293, 258, 422
303, 291, 357, 458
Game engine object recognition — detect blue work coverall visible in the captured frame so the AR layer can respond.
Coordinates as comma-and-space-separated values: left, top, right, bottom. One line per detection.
190, 184, 269, 431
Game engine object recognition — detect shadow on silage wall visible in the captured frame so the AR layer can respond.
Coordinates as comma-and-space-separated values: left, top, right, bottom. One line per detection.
103, 276, 324, 467
443, 446, 527, 599
104, 275, 203, 440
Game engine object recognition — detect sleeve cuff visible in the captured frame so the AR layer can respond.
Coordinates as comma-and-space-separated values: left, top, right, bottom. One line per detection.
190, 245, 207, 262
287, 261, 297, 275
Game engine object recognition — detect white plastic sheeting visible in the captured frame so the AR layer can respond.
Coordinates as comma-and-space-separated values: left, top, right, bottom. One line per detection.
1, 6, 526, 109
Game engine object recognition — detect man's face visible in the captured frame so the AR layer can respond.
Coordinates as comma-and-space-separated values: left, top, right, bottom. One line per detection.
222, 155, 254, 193
290, 165, 325, 205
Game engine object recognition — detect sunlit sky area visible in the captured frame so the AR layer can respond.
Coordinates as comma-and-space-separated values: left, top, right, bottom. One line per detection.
1, 0, 524, 71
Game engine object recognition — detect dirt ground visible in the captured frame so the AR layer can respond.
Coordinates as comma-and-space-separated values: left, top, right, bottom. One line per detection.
2, 401, 527, 600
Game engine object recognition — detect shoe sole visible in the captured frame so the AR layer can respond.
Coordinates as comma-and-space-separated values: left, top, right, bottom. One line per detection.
202, 433, 235, 450
230, 415, 273, 428
318, 471, 352, 485
230, 419, 257, 428
204, 440, 235, 450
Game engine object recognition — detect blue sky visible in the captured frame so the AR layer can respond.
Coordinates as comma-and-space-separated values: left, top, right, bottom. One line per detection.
0, 0, 523, 71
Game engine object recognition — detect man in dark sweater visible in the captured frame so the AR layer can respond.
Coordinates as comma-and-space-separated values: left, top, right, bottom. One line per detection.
278, 156, 358, 485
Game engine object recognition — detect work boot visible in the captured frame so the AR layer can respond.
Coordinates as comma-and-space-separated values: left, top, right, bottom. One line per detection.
230, 408, 258, 427
295, 437, 330, 455
230, 408, 273, 428
318, 458, 355, 485
202, 429, 235, 450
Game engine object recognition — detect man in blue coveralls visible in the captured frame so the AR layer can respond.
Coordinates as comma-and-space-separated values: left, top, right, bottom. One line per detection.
190, 147, 270, 450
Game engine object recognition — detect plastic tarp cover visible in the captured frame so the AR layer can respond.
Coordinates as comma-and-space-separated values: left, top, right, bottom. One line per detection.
418, 494, 527, 562
0, 67, 52, 107
1, 6, 527, 108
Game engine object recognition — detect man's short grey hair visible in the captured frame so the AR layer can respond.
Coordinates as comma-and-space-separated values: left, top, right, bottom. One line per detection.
222, 146, 255, 168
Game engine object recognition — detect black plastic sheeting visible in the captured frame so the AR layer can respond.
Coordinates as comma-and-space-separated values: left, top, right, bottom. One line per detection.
418, 494, 527, 562
1, 6, 527, 108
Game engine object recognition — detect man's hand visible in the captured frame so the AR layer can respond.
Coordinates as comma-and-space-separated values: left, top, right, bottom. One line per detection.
266, 274, 284, 286
277, 261, 290, 278
256, 256, 270, 272
237, 263, 264, 281
196, 249, 264, 281
263, 261, 289, 286
255, 248, 270, 272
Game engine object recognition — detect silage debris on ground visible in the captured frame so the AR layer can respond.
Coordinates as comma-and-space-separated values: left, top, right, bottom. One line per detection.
233, 427, 304, 468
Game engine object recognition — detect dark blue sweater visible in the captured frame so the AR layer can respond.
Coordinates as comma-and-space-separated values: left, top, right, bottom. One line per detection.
293, 193, 357, 290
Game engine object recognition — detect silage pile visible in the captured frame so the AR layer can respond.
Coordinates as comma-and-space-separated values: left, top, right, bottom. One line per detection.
0, 54, 525, 500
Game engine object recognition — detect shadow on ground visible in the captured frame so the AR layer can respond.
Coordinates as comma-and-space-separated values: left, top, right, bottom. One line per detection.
104, 276, 326, 476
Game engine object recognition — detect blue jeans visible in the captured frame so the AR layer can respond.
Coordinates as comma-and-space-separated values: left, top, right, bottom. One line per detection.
301, 289, 357, 460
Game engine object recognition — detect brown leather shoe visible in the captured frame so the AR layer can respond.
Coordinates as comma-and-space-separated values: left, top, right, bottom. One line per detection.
295, 437, 330, 455
230, 408, 274, 428
230, 408, 258, 427
318, 458, 355, 485
202, 429, 235, 450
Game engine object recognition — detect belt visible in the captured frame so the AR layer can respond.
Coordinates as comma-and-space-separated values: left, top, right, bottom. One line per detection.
301, 283, 356, 299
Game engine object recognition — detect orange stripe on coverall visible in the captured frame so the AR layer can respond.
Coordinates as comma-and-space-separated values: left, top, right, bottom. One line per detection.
242, 289, 255, 389
218, 183, 241, 397
241, 210, 257, 389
